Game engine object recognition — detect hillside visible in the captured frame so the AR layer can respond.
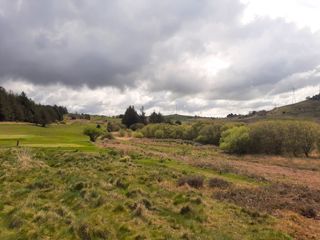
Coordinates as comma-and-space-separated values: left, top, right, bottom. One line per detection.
166, 96, 320, 123
165, 114, 211, 123
267, 99, 320, 119
229, 97, 320, 122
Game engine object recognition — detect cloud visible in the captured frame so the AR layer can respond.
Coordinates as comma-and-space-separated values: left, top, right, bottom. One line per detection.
0, 0, 320, 115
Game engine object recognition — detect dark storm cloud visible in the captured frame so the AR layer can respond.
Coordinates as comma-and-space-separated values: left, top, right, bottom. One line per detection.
0, 0, 254, 92
0, 0, 319, 106
0, 0, 242, 88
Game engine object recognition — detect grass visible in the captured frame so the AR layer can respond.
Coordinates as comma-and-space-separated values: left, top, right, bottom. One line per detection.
0, 123, 98, 151
0, 148, 291, 240
1, 122, 319, 239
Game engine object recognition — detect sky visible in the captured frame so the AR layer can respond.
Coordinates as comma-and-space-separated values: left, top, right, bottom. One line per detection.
0, 0, 320, 117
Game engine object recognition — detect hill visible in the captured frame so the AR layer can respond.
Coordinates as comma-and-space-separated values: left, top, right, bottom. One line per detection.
267, 98, 320, 119
228, 95, 320, 121
165, 114, 211, 123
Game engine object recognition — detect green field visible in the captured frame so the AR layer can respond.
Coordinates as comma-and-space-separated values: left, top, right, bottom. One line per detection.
0, 123, 98, 151
0, 123, 319, 239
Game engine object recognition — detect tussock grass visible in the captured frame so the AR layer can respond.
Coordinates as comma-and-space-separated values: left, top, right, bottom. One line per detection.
15, 148, 47, 170
0, 149, 292, 239
1, 123, 317, 239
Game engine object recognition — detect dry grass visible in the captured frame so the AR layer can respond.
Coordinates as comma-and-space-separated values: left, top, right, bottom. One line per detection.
2, 135, 320, 239
15, 148, 47, 170
214, 183, 320, 219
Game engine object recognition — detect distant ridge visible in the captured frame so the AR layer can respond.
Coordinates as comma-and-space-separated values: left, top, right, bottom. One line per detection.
164, 114, 211, 122
267, 97, 320, 119
233, 93, 320, 121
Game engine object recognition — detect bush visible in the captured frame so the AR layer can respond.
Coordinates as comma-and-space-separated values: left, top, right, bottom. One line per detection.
140, 123, 189, 140
119, 129, 126, 137
220, 126, 250, 154
130, 123, 145, 131
177, 176, 204, 188
133, 132, 144, 138
138, 120, 320, 157
208, 178, 231, 189
127, 129, 133, 137
101, 131, 114, 140
107, 121, 125, 132
154, 129, 165, 139
195, 124, 222, 145
175, 120, 182, 125
83, 127, 102, 142
293, 122, 320, 157
249, 120, 320, 157
221, 122, 245, 132
249, 121, 284, 155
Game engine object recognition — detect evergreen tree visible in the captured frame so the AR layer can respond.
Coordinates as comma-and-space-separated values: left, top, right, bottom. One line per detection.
139, 106, 147, 125
0, 86, 68, 125
122, 106, 139, 128
149, 111, 165, 123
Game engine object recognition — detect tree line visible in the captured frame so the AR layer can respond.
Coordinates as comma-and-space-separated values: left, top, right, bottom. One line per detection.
121, 106, 166, 128
137, 120, 320, 157
0, 87, 68, 126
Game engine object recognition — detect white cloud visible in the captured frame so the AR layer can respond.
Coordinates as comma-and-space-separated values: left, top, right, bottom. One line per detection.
1, 0, 320, 116
241, 0, 320, 32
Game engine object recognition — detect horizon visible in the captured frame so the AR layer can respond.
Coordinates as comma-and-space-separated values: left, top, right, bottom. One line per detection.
1, 0, 320, 117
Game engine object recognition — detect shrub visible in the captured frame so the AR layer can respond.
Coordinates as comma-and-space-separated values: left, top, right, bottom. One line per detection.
180, 206, 192, 215
208, 178, 231, 189
130, 123, 145, 131
300, 207, 317, 219
295, 122, 320, 157
107, 121, 124, 132
83, 127, 102, 142
119, 129, 126, 137
184, 122, 204, 140
133, 132, 144, 138
221, 122, 245, 132
195, 124, 222, 145
249, 121, 285, 155
141, 123, 190, 140
219, 126, 250, 154
127, 129, 133, 137
175, 120, 182, 125
154, 129, 165, 139
249, 120, 320, 157
177, 176, 204, 188
101, 131, 114, 140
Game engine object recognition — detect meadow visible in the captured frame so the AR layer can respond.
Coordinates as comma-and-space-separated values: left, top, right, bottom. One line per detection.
0, 122, 319, 240
0, 123, 97, 151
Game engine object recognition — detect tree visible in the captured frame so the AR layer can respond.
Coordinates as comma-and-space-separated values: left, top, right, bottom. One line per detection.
83, 127, 102, 142
195, 124, 222, 145
0, 91, 6, 121
122, 106, 139, 128
220, 126, 250, 154
149, 111, 165, 123
34, 106, 51, 127
139, 106, 147, 125
0, 87, 67, 124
